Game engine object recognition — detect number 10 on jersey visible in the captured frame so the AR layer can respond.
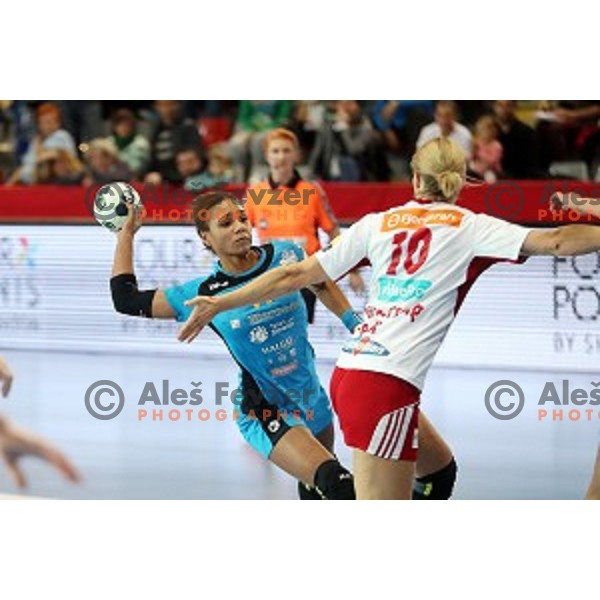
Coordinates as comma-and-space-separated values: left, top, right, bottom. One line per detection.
386, 227, 432, 276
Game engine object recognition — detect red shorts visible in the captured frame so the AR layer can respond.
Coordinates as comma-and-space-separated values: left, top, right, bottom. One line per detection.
330, 367, 420, 462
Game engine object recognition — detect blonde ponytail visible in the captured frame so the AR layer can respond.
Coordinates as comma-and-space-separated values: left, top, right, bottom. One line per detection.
437, 169, 463, 200
411, 138, 466, 202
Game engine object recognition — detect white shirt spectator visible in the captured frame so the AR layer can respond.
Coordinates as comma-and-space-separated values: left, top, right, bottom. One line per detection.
21, 129, 76, 183
416, 122, 473, 160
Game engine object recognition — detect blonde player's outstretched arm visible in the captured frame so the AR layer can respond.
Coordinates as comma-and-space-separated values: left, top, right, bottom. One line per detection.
177, 256, 328, 343
309, 278, 353, 319
521, 225, 600, 257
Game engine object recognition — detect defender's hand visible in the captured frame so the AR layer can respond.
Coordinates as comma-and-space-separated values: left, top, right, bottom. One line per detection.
177, 296, 221, 343
550, 191, 577, 212
0, 418, 81, 488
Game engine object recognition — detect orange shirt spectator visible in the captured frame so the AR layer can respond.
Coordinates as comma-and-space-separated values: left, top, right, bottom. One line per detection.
245, 171, 337, 256
245, 128, 365, 322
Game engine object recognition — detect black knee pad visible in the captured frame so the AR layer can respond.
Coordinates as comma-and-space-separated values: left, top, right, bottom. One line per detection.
298, 481, 324, 500
314, 459, 356, 500
412, 458, 457, 500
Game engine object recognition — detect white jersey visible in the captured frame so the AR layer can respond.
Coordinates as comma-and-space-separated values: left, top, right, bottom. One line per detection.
315, 200, 531, 391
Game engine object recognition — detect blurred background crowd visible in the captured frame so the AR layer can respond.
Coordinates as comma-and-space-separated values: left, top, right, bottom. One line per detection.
0, 100, 599, 189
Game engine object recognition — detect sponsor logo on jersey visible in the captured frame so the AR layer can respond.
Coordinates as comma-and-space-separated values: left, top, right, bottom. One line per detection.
209, 280, 230, 291
246, 301, 300, 326
270, 360, 299, 377
267, 420, 281, 433
261, 335, 295, 355
279, 249, 299, 266
381, 208, 464, 232
269, 317, 295, 336
377, 276, 432, 302
249, 326, 269, 344
342, 336, 391, 357
363, 303, 426, 323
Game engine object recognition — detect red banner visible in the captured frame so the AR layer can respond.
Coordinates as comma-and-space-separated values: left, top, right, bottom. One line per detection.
0, 181, 599, 225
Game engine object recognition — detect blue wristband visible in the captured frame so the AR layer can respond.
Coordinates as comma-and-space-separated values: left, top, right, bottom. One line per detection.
341, 309, 363, 333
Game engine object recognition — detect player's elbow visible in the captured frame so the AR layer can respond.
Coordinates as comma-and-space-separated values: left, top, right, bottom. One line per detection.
546, 229, 565, 256
111, 279, 135, 315
110, 274, 155, 317
552, 226, 586, 256
112, 293, 133, 316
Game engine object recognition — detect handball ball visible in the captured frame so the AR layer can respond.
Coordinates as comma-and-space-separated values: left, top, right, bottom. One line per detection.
93, 182, 142, 233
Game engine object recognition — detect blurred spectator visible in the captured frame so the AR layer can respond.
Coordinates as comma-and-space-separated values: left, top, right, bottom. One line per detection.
0, 101, 34, 162
207, 144, 233, 180
229, 101, 292, 183
109, 108, 151, 178
59, 101, 103, 146
145, 101, 203, 185
290, 101, 327, 160
176, 147, 204, 180
416, 101, 472, 159
536, 101, 600, 172
454, 101, 488, 129
469, 116, 503, 182
175, 147, 205, 191
372, 100, 434, 156
0, 102, 14, 182
493, 101, 539, 178
184, 144, 233, 192
83, 138, 131, 186
35, 148, 85, 185
309, 101, 390, 181
6, 103, 76, 185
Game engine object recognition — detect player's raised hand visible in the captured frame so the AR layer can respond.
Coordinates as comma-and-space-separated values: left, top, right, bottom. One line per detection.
118, 202, 143, 238
0, 356, 14, 398
550, 191, 570, 211
0, 417, 81, 488
177, 296, 220, 343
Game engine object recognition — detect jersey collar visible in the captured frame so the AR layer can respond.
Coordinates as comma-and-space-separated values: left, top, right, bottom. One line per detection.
216, 246, 267, 278
268, 169, 302, 190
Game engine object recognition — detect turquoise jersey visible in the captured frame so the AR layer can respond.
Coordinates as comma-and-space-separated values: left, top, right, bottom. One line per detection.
164, 240, 333, 457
